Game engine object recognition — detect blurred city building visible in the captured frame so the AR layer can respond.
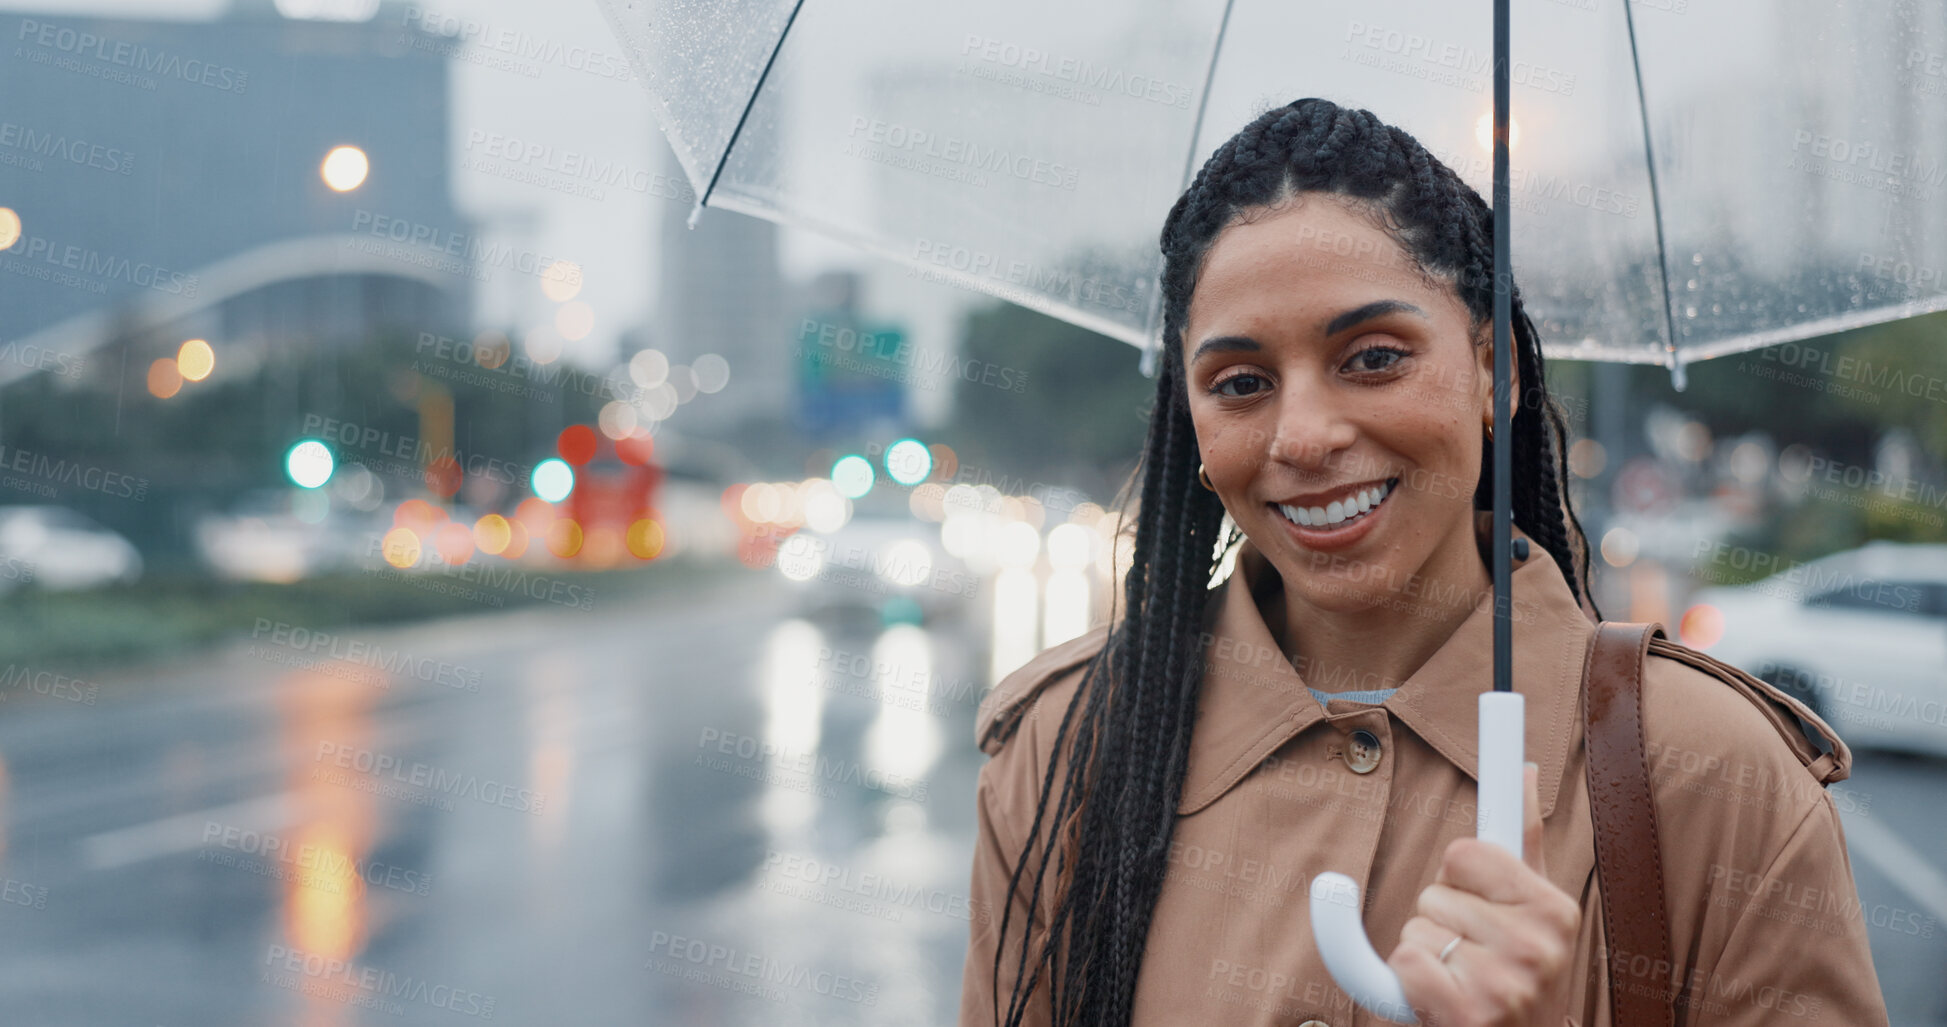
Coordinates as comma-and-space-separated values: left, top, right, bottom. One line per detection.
0, 1, 465, 387
648, 145, 792, 441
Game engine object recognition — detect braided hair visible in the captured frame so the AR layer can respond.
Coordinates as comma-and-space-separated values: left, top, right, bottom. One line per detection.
987, 97, 1599, 1026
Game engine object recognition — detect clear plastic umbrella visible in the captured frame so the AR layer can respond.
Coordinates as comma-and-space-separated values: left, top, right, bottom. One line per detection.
598, 0, 1947, 387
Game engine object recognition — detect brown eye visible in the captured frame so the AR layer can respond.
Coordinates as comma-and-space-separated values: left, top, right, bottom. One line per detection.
1211, 373, 1266, 398
1346, 346, 1406, 373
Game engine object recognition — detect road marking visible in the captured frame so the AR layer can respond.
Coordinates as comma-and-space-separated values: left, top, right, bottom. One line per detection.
1833, 787, 1947, 924
80, 791, 298, 872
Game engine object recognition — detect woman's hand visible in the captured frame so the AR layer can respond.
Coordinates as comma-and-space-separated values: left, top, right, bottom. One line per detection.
1387, 762, 1581, 1027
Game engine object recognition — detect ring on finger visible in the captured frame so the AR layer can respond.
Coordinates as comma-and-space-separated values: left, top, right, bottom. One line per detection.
1437, 934, 1462, 964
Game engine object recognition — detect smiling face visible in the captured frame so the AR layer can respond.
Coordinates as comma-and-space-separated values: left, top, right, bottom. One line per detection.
1182, 192, 1511, 616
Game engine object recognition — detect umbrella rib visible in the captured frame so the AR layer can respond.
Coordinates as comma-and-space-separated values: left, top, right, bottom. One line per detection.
692, 0, 809, 226
1140, 0, 1238, 378
1620, 0, 1686, 391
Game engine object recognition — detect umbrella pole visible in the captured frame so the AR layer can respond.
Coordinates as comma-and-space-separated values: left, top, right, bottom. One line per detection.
1471, 0, 1533, 871
1492, 0, 1512, 699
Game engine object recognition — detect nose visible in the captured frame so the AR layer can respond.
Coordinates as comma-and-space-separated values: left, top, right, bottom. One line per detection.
1268, 379, 1358, 473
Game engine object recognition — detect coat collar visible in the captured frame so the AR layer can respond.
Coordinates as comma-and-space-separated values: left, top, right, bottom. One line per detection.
1178, 511, 1596, 817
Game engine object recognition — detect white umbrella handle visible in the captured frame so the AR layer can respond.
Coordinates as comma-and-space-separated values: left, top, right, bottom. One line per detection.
1308, 691, 1526, 1025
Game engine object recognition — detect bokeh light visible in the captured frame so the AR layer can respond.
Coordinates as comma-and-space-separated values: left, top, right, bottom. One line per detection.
147, 358, 182, 398
176, 339, 214, 382
831, 455, 874, 499
473, 330, 511, 369
629, 348, 669, 389
880, 540, 933, 587
909, 482, 946, 521
775, 534, 822, 582
556, 424, 598, 465
627, 518, 665, 560
540, 260, 583, 302
433, 522, 475, 565
285, 439, 335, 489
884, 439, 932, 486
473, 514, 512, 556
330, 464, 381, 511
1728, 439, 1770, 484
555, 301, 594, 341
394, 498, 445, 537
1047, 522, 1093, 570
523, 325, 563, 364
514, 496, 556, 529
740, 482, 781, 523
669, 365, 698, 404
320, 145, 369, 191
1567, 438, 1606, 478
1599, 526, 1640, 567
1674, 420, 1712, 463
641, 382, 678, 421
0, 207, 19, 250
997, 520, 1041, 569
926, 443, 958, 482
692, 353, 730, 394
424, 455, 462, 498
545, 517, 584, 558
1474, 113, 1521, 152
598, 400, 637, 440
1680, 604, 1725, 649
532, 458, 575, 503
502, 518, 530, 559
381, 527, 420, 568
801, 480, 849, 534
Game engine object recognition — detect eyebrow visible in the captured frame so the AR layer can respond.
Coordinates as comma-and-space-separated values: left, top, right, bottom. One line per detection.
1324, 299, 1426, 336
1190, 299, 1428, 364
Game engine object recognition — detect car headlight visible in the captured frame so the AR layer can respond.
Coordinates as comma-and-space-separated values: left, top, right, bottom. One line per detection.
776, 533, 824, 582
875, 539, 934, 587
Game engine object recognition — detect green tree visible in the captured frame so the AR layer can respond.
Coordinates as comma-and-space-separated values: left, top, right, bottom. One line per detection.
944, 302, 1154, 503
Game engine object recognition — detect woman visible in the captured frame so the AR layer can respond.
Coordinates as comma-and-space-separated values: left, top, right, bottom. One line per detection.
957, 98, 1888, 1027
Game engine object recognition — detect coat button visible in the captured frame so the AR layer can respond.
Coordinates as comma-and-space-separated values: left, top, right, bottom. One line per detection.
1345, 729, 1382, 773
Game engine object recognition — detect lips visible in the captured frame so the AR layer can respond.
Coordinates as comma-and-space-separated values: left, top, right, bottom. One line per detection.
1272, 476, 1399, 530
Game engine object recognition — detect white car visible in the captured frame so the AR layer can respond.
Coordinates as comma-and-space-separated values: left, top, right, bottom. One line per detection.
195, 490, 387, 582
0, 505, 143, 591
1686, 542, 1947, 758
774, 515, 979, 624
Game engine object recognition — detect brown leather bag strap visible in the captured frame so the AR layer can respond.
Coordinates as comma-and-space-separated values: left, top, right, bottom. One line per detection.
1582, 620, 1675, 1027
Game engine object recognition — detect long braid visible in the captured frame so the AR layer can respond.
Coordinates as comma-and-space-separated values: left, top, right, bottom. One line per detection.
994, 97, 1599, 1026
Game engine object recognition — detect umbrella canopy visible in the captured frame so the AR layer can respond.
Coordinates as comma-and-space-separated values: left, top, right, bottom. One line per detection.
598, 0, 1946, 388
593, 3, 1940, 1020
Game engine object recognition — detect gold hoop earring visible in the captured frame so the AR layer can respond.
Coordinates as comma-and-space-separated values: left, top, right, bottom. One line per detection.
1198, 463, 1216, 491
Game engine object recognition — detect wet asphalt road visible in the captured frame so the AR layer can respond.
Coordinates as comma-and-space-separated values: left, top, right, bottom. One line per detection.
0, 567, 1941, 1025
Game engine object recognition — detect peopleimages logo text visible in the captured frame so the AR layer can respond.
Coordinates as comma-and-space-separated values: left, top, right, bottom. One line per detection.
15, 19, 249, 92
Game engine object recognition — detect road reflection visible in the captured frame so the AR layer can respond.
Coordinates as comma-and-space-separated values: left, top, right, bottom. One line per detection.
275, 668, 375, 1025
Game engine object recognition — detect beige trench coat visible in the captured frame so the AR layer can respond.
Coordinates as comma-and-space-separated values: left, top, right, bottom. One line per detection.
958, 516, 1889, 1027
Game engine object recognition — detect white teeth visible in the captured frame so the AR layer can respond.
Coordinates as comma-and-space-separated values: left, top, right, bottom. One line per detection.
1278, 477, 1395, 531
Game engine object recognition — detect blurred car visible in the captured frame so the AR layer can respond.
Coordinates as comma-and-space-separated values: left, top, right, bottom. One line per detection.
1687, 541, 1947, 758
774, 514, 978, 625
195, 489, 384, 583
0, 505, 143, 591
